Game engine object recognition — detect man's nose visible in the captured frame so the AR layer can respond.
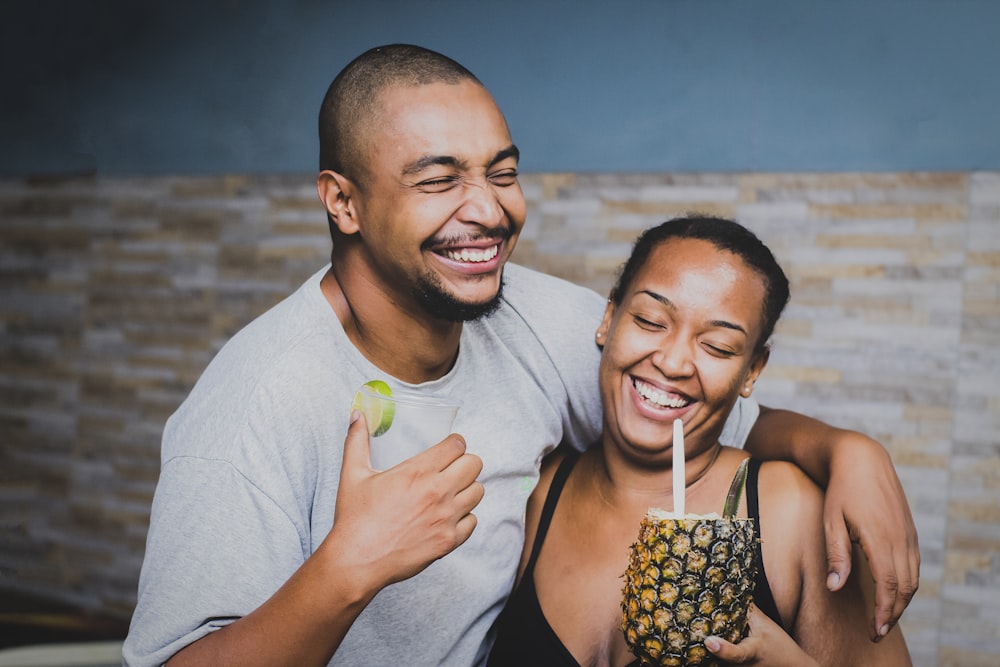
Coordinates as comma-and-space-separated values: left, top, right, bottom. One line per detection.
456, 180, 504, 227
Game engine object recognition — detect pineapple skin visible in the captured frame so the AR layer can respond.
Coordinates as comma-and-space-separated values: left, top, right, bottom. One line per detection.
621, 516, 758, 666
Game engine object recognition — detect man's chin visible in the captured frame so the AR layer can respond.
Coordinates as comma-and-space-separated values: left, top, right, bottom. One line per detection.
415, 275, 505, 322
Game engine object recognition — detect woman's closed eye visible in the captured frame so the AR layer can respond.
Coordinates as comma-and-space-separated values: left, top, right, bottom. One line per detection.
633, 314, 668, 331
701, 339, 740, 358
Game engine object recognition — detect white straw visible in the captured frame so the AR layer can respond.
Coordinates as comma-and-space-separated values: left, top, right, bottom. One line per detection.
673, 418, 685, 516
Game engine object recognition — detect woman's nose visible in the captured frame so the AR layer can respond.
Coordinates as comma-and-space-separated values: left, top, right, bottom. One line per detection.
652, 339, 695, 378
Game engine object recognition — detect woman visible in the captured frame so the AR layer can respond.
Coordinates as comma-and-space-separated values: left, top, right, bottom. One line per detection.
487, 216, 910, 666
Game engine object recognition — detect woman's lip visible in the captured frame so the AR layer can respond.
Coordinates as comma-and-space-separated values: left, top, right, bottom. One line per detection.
632, 377, 691, 409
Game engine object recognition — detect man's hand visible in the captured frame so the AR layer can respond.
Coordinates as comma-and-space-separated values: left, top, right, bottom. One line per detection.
824, 432, 919, 641
705, 605, 819, 667
325, 410, 485, 595
747, 407, 920, 641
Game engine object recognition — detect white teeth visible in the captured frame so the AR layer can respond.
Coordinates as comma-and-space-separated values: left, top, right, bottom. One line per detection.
444, 245, 499, 263
634, 380, 688, 409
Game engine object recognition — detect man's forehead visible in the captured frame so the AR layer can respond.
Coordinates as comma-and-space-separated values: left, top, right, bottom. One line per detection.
390, 86, 502, 132
370, 82, 514, 167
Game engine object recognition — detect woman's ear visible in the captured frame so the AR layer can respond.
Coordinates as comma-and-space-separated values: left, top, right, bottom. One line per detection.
317, 170, 360, 235
740, 346, 771, 397
596, 297, 616, 347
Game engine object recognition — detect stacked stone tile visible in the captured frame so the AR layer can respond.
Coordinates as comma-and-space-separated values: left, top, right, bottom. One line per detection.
1, 172, 997, 665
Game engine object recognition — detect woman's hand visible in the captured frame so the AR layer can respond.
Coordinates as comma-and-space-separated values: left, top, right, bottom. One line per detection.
705, 605, 819, 667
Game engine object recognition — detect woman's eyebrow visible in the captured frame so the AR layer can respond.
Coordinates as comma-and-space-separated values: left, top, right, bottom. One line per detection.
638, 289, 747, 335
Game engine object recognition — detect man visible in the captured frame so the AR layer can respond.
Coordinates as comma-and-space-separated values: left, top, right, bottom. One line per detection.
124, 44, 918, 666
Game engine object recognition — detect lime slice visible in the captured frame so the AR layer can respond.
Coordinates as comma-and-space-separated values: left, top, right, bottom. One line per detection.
351, 380, 395, 437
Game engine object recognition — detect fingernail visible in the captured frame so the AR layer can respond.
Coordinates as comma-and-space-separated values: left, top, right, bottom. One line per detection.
704, 636, 721, 652
879, 624, 890, 637
827, 572, 840, 589
350, 409, 361, 424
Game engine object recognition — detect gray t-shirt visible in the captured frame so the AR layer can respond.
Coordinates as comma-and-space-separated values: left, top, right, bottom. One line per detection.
123, 263, 757, 666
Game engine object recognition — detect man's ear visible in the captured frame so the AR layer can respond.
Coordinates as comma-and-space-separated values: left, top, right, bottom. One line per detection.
317, 170, 360, 235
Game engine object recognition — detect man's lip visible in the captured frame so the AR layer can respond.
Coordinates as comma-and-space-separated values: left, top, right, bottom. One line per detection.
427, 224, 511, 249
429, 232, 509, 251
432, 241, 504, 273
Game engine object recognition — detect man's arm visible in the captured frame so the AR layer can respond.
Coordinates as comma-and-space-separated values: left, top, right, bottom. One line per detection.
744, 406, 919, 641
165, 541, 375, 667
164, 414, 484, 667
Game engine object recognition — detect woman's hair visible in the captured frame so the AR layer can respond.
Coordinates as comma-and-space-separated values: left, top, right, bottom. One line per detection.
611, 215, 790, 354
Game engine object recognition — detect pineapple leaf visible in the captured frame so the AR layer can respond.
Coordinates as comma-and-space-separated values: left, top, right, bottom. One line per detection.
722, 458, 750, 519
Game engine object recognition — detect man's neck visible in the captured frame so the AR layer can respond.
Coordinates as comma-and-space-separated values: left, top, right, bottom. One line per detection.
320, 266, 463, 384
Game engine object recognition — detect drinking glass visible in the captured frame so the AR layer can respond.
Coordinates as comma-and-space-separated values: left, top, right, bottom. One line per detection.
354, 385, 460, 470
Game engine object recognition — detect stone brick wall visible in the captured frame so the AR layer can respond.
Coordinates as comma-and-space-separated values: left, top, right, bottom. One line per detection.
1, 172, 998, 665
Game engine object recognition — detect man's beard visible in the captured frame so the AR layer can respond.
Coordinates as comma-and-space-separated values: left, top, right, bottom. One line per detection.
413, 272, 504, 322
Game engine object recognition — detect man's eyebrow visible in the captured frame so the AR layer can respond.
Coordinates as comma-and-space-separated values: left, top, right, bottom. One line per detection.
491, 144, 520, 166
402, 154, 465, 176
401, 144, 520, 177
638, 289, 748, 335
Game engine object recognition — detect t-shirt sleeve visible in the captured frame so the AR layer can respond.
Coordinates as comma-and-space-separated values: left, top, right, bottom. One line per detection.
499, 266, 606, 452
122, 457, 305, 666
719, 395, 760, 449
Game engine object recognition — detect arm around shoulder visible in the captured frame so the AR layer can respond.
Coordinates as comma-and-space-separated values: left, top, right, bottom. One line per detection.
746, 406, 919, 637
744, 406, 838, 484
757, 461, 911, 666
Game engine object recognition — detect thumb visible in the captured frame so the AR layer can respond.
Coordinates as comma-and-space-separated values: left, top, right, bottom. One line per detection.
340, 410, 374, 480
824, 509, 853, 592
704, 635, 750, 664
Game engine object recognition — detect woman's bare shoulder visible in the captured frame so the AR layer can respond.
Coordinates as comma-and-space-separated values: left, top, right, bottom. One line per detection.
757, 459, 823, 521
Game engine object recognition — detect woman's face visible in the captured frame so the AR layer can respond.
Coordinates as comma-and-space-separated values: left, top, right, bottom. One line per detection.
597, 237, 770, 465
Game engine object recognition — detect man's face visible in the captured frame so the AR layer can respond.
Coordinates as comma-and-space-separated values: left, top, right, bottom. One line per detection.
350, 79, 525, 321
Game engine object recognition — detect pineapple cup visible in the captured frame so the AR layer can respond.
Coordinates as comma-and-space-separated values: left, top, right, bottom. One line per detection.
621, 511, 758, 667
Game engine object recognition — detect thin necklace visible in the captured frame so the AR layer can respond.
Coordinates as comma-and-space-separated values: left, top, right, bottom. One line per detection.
684, 444, 723, 490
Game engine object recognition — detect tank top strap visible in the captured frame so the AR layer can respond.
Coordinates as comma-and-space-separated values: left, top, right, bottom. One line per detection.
523, 450, 581, 576
745, 457, 784, 629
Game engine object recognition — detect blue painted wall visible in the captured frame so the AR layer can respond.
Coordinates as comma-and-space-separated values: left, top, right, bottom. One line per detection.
2, 0, 998, 175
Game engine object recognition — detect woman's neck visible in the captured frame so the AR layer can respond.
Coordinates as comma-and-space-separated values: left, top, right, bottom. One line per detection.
587, 440, 730, 515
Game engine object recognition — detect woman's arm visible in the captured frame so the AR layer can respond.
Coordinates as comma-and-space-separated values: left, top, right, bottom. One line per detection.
744, 406, 919, 641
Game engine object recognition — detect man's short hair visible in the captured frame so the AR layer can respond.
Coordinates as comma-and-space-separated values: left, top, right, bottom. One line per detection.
318, 44, 482, 184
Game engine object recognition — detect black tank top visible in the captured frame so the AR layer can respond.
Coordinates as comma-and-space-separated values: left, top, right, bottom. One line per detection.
486, 453, 782, 667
